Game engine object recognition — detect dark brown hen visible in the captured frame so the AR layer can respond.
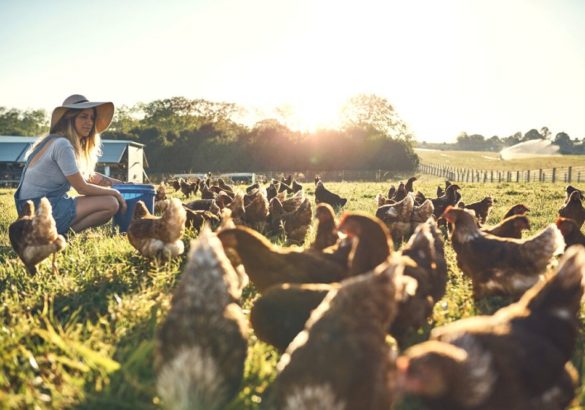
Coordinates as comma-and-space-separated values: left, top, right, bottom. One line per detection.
156, 229, 248, 410
556, 217, 585, 249
314, 178, 347, 208
217, 226, 348, 293
397, 246, 585, 410
482, 214, 530, 239
9, 198, 66, 275
444, 206, 564, 299
261, 259, 409, 410
559, 190, 585, 229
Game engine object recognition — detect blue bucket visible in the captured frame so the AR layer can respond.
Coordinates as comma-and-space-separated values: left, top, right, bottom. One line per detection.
112, 184, 155, 233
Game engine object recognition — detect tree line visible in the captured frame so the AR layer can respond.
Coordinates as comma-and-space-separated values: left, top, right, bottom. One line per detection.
0, 95, 418, 173
420, 127, 584, 154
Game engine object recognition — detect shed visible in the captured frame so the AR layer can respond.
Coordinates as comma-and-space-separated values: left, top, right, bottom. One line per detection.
0, 136, 147, 186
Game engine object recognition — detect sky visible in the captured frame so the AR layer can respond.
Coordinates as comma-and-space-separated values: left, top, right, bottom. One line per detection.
1, 0, 585, 142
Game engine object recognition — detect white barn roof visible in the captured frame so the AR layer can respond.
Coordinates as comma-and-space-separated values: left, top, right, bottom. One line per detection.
0, 136, 144, 164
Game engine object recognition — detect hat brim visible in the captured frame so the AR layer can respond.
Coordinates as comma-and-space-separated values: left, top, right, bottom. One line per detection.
51, 101, 114, 134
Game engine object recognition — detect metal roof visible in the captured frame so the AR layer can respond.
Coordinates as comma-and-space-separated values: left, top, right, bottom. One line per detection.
0, 136, 143, 163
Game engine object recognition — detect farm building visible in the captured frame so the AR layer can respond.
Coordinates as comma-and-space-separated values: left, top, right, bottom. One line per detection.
0, 136, 147, 186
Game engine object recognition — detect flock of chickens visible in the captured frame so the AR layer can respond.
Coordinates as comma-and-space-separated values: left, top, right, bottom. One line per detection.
7, 174, 585, 410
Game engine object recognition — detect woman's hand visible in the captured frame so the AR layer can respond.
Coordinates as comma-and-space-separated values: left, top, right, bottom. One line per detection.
112, 190, 127, 214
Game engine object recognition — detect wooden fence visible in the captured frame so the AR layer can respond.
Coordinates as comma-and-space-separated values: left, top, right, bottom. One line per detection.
419, 163, 585, 183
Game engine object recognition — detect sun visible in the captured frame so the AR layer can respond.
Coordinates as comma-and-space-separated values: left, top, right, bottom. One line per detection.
276, 96, 343, 133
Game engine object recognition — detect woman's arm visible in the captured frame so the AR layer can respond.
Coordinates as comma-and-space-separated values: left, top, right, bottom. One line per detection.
87, 172, 123, 187
67, 172, 127, 213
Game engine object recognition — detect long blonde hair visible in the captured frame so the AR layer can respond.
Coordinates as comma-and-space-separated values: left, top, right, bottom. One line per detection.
30, 108, 102, 177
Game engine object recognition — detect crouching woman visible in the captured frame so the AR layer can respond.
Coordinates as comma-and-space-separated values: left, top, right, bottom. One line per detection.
14, 94, 127, 234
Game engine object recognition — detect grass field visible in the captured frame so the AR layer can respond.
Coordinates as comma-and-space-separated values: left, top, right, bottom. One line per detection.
415, 148, 585, 171
1, 177, 584, 409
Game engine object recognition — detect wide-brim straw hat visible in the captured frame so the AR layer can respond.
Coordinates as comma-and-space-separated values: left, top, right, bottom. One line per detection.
51, 94, 114, 133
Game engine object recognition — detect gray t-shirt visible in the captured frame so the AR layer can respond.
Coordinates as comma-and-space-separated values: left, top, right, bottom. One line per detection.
18, 137, 80, 199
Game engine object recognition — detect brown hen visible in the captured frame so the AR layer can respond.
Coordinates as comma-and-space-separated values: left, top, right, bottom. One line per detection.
397, 246, 585, 410
217, 226, 348, 293
156, 229, 248, 410
482, 214, 530, 239
556, 217, 585, 249
444, 206, 564, 299
261, 258, 409, 410
9, 198, 66, 275
127, 198, 186, 259
461, 196, 494, 224
559, 190, 585, 229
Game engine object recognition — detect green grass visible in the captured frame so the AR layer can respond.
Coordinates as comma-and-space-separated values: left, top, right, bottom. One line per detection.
0, 178, 584, 409
415, 148, 584, 171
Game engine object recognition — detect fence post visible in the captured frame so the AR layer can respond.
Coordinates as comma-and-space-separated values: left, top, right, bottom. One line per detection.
568, 166, 573, 183
539, 169, 543, 182
552, 168, 556, 183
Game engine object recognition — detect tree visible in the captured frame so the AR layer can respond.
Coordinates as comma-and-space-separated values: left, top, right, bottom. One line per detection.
554, 132, 573, 154
340, 94, 413, 141
0, 107, 48, 136
522, 128, 543, 141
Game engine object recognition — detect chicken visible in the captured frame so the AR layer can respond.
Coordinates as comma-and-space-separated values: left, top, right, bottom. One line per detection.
443, 206, 564, 299
387, 184, 396, 200
266, 181, 279, 201
261, 258, 409, 410
200, 182, 217, 200
217, 226, 348, 293
503, 204, 530, 219
170, 178, 182, 192
559, 190, 585, 229
227, 193, 246, 225
314, 177, 347, 208
376, 192, 394, 207
392, 182, 407, 202
243, 188, 269, 230
396, 246, 585, 410
155, 182, 167, 202
461, 197, 494, 224
217, 178, 234, 194
9, 198, 66, 275
411, 199, 434, 223
338, 212, 393, 276
482, 215, 530, 239
392, 221, 448, 338
291, 179, 303, 193
375, 194, 415, 244
251, 282, 336, 352
556, 217, 585, 249
180, 179, 196, 197
184, 199, 220, 216
310, 203, 341, 251
432, 184, 461, 218
184, 208, 220, 232
278, 197, 313, 244
404, 176, 417, 192
127, 198, 187, 259
156, 229, 248, 410
565, 185, 582, 203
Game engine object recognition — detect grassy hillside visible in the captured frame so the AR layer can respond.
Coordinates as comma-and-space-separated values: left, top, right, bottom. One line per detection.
0, 178, 584, 409
415, 148, 584, 171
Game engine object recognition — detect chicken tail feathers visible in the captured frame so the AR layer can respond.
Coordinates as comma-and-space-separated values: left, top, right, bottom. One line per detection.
162, 198, 187, 240
524, 245, 585, 320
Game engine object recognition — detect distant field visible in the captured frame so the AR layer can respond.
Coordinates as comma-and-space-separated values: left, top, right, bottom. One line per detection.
1, 179, 584, 409
415, 148, 584, 171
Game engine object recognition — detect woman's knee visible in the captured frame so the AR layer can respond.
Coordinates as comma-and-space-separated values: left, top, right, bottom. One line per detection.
105, 195, 120, 216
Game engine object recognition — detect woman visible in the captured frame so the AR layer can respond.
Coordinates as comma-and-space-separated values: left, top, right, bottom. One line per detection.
14, 94, 127, 234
